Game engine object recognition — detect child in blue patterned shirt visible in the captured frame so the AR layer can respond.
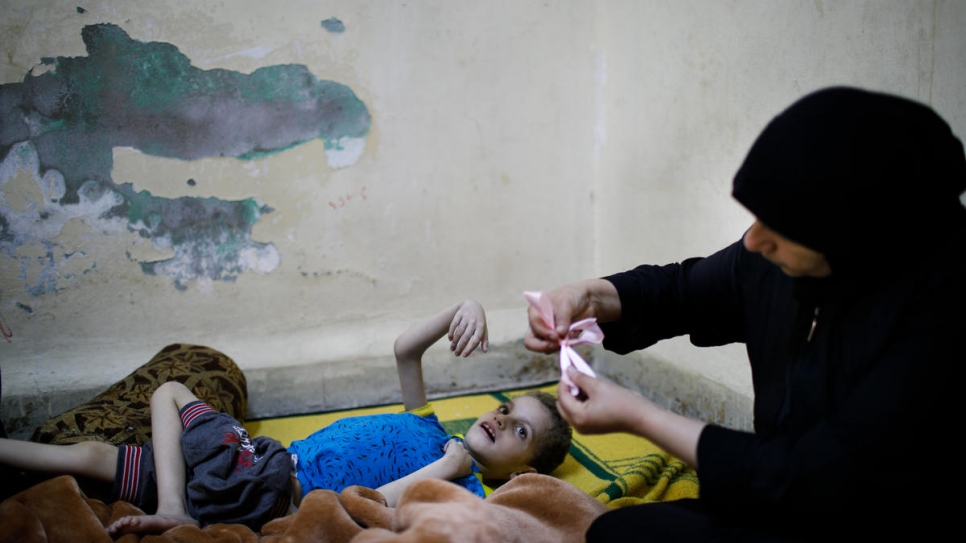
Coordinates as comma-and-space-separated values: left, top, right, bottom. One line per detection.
0, 299, 572, 535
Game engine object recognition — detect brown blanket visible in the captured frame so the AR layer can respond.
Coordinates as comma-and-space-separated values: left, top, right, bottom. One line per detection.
0, 473, 608, 543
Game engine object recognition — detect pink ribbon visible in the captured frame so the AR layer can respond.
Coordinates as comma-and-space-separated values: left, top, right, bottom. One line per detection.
524, 291, 603, 396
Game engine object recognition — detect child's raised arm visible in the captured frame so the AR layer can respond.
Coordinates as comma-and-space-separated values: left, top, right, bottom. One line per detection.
394, 299, 489, 411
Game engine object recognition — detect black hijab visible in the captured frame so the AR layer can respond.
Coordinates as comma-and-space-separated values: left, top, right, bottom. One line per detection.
732, 86, 966, 282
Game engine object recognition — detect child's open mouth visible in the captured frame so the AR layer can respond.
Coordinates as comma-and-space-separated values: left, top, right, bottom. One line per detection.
480, 422, 496, 442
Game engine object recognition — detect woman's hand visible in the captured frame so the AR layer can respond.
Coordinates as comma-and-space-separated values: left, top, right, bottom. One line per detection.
524, 279, 621, 353
555, 367, 650, 435
556, 367, 705, 468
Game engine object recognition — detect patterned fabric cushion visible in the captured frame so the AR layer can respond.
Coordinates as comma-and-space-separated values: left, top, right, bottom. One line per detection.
30, 343, 247, 446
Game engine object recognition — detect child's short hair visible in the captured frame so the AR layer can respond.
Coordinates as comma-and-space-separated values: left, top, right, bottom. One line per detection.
520, 390, 572, 474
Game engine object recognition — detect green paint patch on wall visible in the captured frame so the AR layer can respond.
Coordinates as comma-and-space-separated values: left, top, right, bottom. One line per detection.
0, 23, 371, 292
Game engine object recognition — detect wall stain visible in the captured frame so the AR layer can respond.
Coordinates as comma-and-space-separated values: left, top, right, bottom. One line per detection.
0, 23, 371, 292
321, 17, 346, 34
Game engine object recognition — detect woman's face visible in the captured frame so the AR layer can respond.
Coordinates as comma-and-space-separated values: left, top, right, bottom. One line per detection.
743, 220, 832, 278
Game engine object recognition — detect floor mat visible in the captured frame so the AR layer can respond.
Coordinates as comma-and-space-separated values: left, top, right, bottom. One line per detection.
246, 383, 698, 508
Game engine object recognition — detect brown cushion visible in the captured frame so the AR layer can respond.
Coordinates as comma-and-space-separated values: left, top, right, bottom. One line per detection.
30, 343, 247, 446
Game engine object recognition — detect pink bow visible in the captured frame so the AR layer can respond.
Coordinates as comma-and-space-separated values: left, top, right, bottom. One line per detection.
524, 291, 603, 396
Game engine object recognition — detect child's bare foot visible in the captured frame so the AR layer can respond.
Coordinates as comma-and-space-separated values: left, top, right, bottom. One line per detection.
106, 513, 198, 535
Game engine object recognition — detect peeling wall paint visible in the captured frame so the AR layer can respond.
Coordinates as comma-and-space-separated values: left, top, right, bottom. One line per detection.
0, 23, 371, 292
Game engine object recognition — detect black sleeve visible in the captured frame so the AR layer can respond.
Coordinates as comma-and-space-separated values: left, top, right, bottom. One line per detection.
599, 240, 747, 354
696, 252, 965, 526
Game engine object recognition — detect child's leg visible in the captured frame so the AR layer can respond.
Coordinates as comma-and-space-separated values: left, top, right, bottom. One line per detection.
150, 381, 199, 517
108, 381, 200, 535
0, 438, 117, 481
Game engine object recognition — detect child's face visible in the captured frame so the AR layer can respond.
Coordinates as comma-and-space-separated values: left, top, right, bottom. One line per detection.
463, 395, 550, 480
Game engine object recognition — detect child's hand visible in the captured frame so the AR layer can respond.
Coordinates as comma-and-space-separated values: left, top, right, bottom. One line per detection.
441, 438, 475, 478
448, 299, 489, 357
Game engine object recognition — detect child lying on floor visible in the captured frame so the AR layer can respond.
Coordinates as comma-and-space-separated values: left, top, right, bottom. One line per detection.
0, 299, 572, 535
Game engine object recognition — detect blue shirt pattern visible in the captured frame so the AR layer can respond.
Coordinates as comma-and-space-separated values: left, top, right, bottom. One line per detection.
287, 405, 485, 498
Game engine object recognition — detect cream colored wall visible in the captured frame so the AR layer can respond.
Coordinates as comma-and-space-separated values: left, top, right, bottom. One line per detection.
0, 0, 599, 405
2, 1, 964, 431
593, 0, 966, 397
